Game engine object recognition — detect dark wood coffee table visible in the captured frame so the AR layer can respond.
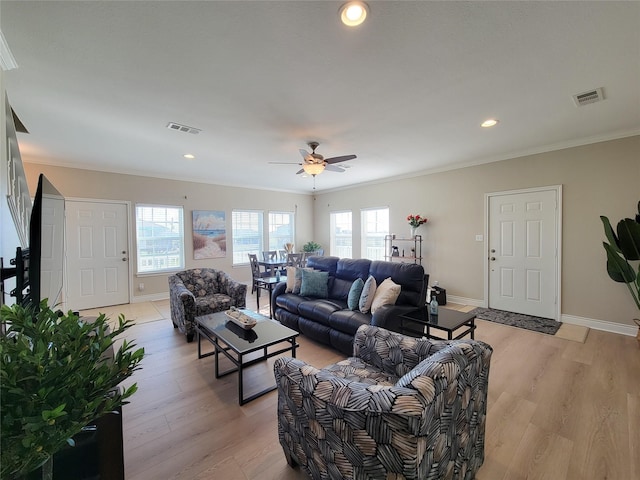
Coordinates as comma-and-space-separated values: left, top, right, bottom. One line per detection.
195, 310, 299, 405
399, 306, 476, 340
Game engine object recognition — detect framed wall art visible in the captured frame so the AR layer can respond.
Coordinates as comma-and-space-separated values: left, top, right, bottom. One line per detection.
192, 210, 226, 259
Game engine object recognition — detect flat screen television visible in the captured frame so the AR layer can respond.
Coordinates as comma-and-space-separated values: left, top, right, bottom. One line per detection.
10, 174, 65, 309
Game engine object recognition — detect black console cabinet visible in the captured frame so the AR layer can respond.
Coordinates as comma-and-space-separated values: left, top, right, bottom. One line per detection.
26, 408, 124, 480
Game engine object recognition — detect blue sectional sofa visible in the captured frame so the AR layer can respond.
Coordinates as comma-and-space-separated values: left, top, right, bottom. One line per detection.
272, 256, 428, 355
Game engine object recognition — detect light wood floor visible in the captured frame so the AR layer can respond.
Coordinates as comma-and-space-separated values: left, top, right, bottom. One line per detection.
98, 298, 640, 480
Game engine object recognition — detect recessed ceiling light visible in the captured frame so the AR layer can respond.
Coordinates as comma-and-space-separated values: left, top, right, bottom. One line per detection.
339, 1, 369, 27
481, 119, 499, 128
183, 154, 195, 159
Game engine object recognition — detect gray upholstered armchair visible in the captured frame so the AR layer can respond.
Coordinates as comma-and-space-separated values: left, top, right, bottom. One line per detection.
274, 325, 492, 480
168, 268, 247, 342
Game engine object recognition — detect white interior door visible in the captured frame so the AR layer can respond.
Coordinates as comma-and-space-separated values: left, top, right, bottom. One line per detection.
40, 195, 65, 307
488, 188, 560, 319
65, 200, 130, 310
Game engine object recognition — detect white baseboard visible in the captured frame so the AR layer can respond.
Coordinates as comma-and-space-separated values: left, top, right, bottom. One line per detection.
448, 295, 637, 337
447, 295, 485, 308
130, 292, 169, 303
561, 314, 637, 337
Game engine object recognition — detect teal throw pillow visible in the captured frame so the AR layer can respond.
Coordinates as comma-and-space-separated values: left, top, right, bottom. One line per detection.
347, 278, 365, 311
299, 269, 329, 298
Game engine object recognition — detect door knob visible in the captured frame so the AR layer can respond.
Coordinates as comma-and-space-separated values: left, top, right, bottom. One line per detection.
122, 258, 127, 262
122, 250, 126, 254
490, 249, 496, 253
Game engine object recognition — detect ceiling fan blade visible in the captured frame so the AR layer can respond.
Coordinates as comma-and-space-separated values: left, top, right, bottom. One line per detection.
325, 154, 357, 164
325, 165, 345, 173
268, 161, 302, 165
299, 149, 310, 159
295, 168, 305, 175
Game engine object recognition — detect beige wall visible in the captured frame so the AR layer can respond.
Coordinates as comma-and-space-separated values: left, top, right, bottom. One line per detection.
22, 164, 314, 299
313, 136, 640, 327
19, 136, 640, 328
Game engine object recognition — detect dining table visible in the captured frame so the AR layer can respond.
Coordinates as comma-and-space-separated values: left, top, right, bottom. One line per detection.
257, 258, 287, 276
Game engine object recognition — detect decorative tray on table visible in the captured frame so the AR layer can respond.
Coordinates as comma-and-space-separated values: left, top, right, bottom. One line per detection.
225, 307, 258, 330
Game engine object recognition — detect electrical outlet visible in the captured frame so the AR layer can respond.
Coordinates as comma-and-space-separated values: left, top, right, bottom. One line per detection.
475, 234, 483, 242
138, 283, 145, 291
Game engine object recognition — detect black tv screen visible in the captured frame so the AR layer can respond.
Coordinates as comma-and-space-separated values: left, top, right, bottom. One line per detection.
27, 174, 65, 309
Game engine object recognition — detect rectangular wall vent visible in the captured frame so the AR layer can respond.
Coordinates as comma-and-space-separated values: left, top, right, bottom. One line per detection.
572, 87, 604, 107
166, 122, 201, 134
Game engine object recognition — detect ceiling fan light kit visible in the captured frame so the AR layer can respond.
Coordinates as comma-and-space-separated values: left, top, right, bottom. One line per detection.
339, 1, 369, 27
269, 141, 356, 180
303, 163, 325, 176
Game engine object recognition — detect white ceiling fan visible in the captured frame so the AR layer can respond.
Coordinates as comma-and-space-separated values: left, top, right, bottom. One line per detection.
270, 142, 357, 177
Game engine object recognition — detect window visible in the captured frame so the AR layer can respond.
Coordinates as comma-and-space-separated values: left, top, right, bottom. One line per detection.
268, 211, 294, 251
232, 210, 263, 264
136, 205, 184, 274
330, 211, 352, 258
361, 207, 389, 260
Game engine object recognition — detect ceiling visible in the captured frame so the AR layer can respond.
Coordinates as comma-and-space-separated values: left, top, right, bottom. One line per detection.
2, 1, 639, 194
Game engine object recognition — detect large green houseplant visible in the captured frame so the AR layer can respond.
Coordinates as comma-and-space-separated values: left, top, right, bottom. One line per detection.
0, 301, 144, 479
600, 201, 640, 311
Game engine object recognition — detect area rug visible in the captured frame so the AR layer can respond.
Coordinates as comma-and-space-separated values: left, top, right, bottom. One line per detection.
470, 307, 561, 335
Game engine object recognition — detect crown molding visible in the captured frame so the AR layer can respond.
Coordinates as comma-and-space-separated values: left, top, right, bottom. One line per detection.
0, 30, 18, 71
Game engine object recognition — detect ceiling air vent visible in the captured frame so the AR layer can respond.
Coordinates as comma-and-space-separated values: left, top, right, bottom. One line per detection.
572, 87, 604, 107
166, 122, 201, 134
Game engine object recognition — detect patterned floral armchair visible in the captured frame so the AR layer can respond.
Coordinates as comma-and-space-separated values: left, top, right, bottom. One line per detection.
274, 325, 492, 480
168, 268, 247, 342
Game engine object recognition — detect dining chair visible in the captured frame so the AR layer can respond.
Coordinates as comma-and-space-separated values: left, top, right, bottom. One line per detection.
248, 253, 270, 294
286, 253, 304, 268
262, 250, 278, 261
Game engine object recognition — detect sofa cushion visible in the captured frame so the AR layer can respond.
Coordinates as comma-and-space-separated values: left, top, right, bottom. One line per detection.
323, 357, 399, 386
300, 269, 329, 298
359, 275, 377, 313
335, 258, 372, 281
329, 309, 371, 335
370, 261, 425, 307
275, 292, 309, 314
194, 294, 231, 316
347, 278, 365, 310
298, 299, 343, 326
370, 277, 401, 314
305, 256, 339, 276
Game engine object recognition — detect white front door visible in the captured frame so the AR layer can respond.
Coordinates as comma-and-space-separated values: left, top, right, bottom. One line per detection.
65, 200, 130, 310
488, 187, 560, 319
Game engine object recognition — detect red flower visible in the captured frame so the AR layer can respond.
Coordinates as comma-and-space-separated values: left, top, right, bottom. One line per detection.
407, 214, 428, 227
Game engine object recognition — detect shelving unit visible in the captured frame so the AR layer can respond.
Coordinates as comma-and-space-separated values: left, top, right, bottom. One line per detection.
384, 234, 422, 265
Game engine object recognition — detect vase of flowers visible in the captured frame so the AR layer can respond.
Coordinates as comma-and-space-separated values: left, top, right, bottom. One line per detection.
407, 214, 428, 238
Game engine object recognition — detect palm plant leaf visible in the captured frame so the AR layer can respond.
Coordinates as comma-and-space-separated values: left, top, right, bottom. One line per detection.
617, 217, 640, 260
600, 216, 621, 253
603, 242, 636, 283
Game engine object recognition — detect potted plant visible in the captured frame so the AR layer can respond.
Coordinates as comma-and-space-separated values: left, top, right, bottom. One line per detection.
0, 301, 144, 479
600, 200, 640, 345
302, 241, 322, 254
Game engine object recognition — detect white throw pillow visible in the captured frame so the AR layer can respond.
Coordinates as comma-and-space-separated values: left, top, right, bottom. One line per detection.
370, 277, 401, 314
359, 275, 377, 314
285, 267, 297, 293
